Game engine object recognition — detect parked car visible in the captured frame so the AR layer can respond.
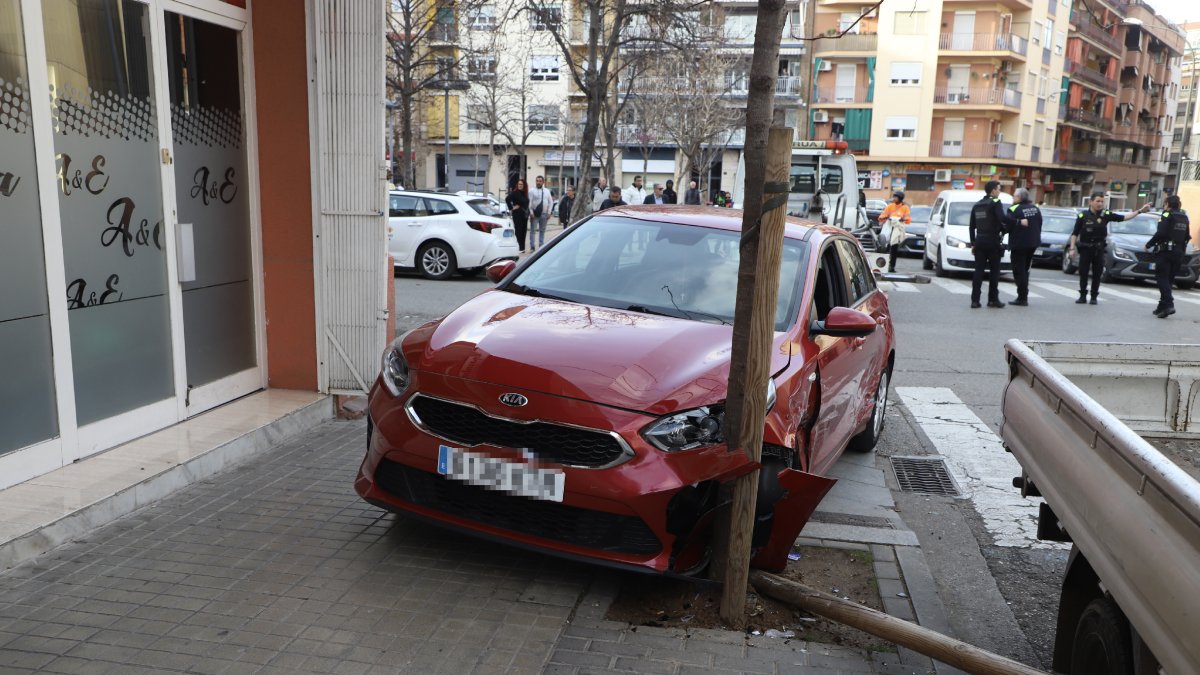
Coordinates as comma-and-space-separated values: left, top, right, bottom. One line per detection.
1032, 207, 1075, 268
865, 199, 887, 225
356, 206, 896, 574
894, 204, 931, 257
388, 190, 518, 280
923, 190, 1014, 276
1062, 212, 1200, 289
456, 191, 508, 218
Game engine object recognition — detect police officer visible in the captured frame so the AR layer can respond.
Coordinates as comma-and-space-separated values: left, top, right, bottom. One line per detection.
1003, 187, 1042, 306
1145, 195, 1191, 318
968, 180, 1009, 308
1069, 193, 1151, 304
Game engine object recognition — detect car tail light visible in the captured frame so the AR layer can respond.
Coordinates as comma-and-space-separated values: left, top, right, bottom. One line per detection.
467, 221, 501, 233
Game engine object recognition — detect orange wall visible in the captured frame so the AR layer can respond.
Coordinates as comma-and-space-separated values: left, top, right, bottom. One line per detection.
252, 0, 318, 391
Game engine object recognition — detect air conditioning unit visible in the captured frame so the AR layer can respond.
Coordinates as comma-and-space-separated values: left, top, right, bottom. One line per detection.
813, 111, 830, 123
818, 61, 833, 72
934, 169, 952, 182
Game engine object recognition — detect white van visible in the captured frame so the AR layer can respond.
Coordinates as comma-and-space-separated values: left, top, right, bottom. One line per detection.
923, 189, 1014, 277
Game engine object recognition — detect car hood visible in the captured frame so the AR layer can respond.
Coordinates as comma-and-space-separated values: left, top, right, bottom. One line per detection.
1040, 232, 1070, 245
409, 290, 794, 415
905, 223, 927, 236
1109, 233, 1149, 250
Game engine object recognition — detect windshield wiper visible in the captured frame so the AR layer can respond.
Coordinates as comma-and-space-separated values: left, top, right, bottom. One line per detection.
624, 304, 676, 318
508, 283, 574, 303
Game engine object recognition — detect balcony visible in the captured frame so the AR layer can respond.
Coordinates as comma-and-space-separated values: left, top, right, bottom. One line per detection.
1065, 60, 1119, 93
1064, 107, 1115, 131
724, 76, 805, 98
1056, 149, 1109, 168
932, 86, 1021, 109
928, 140, 1017, 159
1073, 18, 1122, 57
813, 33, 878, 54
943, 0, 1032, 9
429, 23, 458, 43
812, 86, 870, 104
776, 77, 804, 97
938, 32, 1028, 58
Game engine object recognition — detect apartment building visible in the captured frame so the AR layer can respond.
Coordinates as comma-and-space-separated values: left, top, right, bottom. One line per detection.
1166, 22, 1199, 196
809, 0, 1068, 206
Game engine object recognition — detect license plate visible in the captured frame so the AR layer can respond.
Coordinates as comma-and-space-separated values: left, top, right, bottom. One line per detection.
503, 229, 514, 238
1148, 263, 1156, 270
437, 445, 565, 502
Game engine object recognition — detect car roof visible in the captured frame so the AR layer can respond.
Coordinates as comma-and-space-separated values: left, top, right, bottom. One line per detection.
593, 204, 831, 242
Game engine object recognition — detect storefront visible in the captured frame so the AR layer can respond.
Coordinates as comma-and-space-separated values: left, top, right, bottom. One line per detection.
1, 0, 388, 489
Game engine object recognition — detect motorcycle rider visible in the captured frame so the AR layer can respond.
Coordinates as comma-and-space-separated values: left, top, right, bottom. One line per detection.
878, 191, 912, 273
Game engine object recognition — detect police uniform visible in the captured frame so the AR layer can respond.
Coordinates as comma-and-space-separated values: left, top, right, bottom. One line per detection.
1003, 200, 1042, 305
1145, 208, 1191, 317
968, 194, 1008, 307
1071, 208, 1122, 302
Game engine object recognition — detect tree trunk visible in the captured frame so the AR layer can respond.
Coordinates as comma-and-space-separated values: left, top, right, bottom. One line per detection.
400, 91, 416, 188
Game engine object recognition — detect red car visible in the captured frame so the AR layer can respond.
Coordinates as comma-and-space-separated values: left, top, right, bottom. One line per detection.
356, 205, 895, 574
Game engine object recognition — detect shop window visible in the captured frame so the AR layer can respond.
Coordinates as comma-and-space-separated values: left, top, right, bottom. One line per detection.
905, 172, 935, 191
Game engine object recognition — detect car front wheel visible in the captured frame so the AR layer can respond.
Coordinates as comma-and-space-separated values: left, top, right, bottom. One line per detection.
418, 241, 456, 280
1175, 279, 1196, 290
934, 247, 949, 277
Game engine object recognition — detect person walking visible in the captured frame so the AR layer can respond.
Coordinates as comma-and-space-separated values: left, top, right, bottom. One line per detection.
529, 175, 554, 251
877, 191, 911, 273
643, 183, 667, 205
590, 177, 608, 214
1003, 188, 1042, 306
599, 186, 626, 211
558, 185, 576, 230
968, 181, 1009, 309
1069, 193, 1151, 304
623, 176, 646, 206
684, 180, 701, 205
505, 178, 530, 253
1146, 194, 1191, 318
663, 179, 678, 204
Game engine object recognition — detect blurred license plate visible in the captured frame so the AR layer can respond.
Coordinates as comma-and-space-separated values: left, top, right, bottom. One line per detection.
1148, 263, 1156, 270
503, 229, 514, 238
437, 445, 564, 502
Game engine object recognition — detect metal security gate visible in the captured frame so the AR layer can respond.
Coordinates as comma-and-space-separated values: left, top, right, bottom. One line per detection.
310, 0, 388, 393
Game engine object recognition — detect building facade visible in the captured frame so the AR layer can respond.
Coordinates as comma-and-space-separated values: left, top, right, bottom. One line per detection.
0, 0, 388, 489
1166, 22, 1199, 196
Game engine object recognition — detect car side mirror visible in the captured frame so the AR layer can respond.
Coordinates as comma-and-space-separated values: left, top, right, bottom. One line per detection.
930, 214, 943, 226
809, 307, 877, 338
486, 260, 516, 284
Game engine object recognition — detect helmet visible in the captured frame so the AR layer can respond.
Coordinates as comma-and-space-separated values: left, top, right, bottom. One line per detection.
893, 191, 905, 202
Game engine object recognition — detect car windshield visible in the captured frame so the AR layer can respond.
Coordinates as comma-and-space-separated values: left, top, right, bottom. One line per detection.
909, 205, 931, 223
507, 216, 808, 330
867, 200, 887, 210
946, 203, 974, 226
1110, 214, 1158, 236
1042, 212, 1076, 234
467, 198, 504, 217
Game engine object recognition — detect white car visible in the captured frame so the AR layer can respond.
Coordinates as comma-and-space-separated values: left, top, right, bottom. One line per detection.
388, 190, 519, 280
923, 189, 1014, 277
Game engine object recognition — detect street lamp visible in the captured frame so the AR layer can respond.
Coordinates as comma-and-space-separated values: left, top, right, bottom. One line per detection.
435, 79, 470, 189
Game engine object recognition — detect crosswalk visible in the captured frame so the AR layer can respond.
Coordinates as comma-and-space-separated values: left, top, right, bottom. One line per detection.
881, 276, 1200, 306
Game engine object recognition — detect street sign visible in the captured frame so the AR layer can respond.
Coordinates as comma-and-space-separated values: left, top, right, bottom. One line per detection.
964, 178, 975, 189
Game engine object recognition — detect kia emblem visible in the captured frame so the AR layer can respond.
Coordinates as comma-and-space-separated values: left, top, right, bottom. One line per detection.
499, 393, 528, 407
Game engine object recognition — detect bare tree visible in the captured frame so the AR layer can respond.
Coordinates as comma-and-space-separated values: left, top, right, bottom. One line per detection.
386, 0, 489, 188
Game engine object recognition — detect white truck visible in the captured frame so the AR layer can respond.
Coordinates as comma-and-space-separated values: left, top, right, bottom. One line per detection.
1000, 340, 1200, 675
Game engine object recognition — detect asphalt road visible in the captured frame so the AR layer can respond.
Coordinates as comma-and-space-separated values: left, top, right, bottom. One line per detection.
393, 250, 1200, 670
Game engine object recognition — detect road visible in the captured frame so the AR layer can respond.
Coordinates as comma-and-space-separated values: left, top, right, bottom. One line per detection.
392, 251, 1200, 670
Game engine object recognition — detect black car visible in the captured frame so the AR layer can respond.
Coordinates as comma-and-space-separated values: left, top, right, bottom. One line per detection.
896, 205, 931, 257
1031, 207, 1074, 268
1062, 213, 1200, 289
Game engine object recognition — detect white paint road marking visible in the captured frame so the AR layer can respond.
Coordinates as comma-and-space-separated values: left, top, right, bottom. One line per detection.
930, 278, 970, 295
882, 281, 920, 293
897, 386, 1065, 549
1095, 286, 1156, 305
1029, 281, 1085, 299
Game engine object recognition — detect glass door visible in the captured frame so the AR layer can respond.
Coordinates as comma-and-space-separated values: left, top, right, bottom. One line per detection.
161, 7, 261, 415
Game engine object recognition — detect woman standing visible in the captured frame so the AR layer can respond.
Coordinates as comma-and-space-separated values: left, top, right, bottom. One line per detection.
506, 178, 530, 252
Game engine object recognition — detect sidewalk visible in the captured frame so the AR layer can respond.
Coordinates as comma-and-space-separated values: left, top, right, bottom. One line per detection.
0, 414, 958, 674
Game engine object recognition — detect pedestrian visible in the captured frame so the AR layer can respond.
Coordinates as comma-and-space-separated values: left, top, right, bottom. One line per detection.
623, 176, 646, 206
505, 178, 530, 253
528, 175, 554, 250
684, 180, 701, 205
590, 177, 608, 214
878, 191, 911, 273
558, 185, 576, 229
599, 186, 626, 211
1003, 188, 1042, 306
1069, 193, 1151, 304
1146, 194, 1191, 318
968, 180, 1009, 308
724, 191, 734, 208
643, 183, 667, 205
714, 191, 726, 207
663, 179, 678, 204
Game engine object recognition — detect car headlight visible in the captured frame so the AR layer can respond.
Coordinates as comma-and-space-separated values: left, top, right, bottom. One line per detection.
380, 338, 410, 397
1112, 247, 1136, 262
643, 380, 776, 453
945, 236, 969, 249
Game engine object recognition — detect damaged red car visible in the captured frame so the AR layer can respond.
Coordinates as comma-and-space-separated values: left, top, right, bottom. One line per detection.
355, 206, 895, 574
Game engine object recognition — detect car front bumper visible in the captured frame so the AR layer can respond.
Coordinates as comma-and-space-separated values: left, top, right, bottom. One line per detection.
1105, 251, 1200, 283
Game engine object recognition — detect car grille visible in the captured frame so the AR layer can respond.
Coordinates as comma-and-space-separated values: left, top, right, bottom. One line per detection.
408, 395, 631, 468
374, 459, 662, 555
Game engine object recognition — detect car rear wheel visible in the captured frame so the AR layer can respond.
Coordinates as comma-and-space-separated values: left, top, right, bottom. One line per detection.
1069, 596, 1133, 675
1101, 265, 1115, 283
848, 366, 889, 453
418, 241, 456, 280
934, 247, 949, 277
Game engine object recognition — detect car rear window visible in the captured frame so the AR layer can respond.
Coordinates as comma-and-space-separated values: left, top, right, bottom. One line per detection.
467, 198, 504, 217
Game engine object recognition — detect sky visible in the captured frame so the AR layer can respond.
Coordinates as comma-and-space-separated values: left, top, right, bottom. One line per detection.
1146, 0, 1199, 27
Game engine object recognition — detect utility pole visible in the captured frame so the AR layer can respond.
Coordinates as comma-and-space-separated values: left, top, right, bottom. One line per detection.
438, 79, 470, 189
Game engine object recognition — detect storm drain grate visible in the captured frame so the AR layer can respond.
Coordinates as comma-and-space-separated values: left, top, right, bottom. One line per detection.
891, 456, 960, 496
